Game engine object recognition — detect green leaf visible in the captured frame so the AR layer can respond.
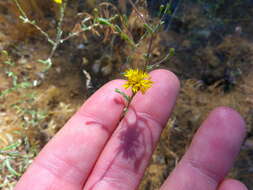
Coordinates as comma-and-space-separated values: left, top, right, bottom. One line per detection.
0, 88, 12, 97
38, 58, 53, 71
96, 18, 113, 27
164, 3, 172, 15
146, 64, 159, 71
115, 88, 130, 102
122, 14, 129, 26
143, 23, 154, 34
6, 71, 18, 86
1, 50, 8, 56
81, 24, 90, 31
4, 159, 21, 176
0, 141, 21, 152
3, 60, 15, 66
119, 32, 135, 47
169, 48, 175, 56
114, 25, 122, 33
19, 81, 32, 88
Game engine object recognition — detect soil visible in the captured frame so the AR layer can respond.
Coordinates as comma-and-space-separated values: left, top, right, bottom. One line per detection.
0, 0, 252, 189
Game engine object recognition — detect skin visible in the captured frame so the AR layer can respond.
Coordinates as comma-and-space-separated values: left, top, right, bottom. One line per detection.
14, 69, 248, 190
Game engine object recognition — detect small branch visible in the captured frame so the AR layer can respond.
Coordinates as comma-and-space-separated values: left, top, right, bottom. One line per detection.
149, 48, 175, 69
128, 0, 148, 25
144, 34, 154, 71
164, 0, 182, 31
13, 0, 55, 45
48, 0, 67, 59
13, 0, 27, 19
151, 53, 170, 67
125, 92, 135, 112
127, 0, 155, 71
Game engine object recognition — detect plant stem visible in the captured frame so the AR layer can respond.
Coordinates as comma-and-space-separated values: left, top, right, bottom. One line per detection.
128, 0, 148, 25
125, 92, 135, 112
13, 0, 55, 45
144, 34, 154, 71
48, 0, 67, 59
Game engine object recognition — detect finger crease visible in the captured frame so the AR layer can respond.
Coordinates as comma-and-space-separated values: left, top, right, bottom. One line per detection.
186, 158, 220, 187
34, 153, 84, 186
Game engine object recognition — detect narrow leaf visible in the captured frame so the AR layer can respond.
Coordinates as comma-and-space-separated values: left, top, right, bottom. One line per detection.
115, 88, 130, 102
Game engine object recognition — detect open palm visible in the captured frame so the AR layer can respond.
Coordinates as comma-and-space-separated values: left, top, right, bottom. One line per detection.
15, 70, 247, 190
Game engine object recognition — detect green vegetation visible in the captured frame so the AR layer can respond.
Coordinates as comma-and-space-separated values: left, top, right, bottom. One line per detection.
0, 139, 37, 189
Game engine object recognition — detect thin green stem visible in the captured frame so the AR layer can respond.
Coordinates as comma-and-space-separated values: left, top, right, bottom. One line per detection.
13, 0, 27, 17
149, 52, 171, 69
144, 34, 154, 71
48, 0, 67, 59
127, 0, 164, 72
13, 0, 55, 45
125, 92, 135, 112
61, 18, 97, 43
128, 0, 148, 25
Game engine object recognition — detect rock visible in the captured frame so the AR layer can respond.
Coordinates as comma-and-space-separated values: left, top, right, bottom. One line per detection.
101, 63, 113, 76
82, 57, 89, 65
92, 60, 101, 74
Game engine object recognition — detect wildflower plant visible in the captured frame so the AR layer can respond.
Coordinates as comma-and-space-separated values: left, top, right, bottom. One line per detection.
13, 0, 68, 70
12, 0, 125, 71
12, 0, 175, 110
115, 0, 175, 112
0, 139, 37, 188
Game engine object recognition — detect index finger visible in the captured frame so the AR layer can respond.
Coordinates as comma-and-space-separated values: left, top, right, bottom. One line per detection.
15, 80, 131, 190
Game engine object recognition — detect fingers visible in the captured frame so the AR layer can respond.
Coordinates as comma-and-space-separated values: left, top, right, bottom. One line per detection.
15, 80, 131, 190
83, 69, 180, 190
160, 107, 246, 190
218, 179, 248, 190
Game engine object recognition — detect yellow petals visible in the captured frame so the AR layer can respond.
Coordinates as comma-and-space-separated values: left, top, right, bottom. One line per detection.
123, 69, 153, 94
54, 0, 62, 4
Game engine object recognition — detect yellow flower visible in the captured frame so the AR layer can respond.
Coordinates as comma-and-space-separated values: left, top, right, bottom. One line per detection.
54, 0, 62, 4
123, 69, 153, 94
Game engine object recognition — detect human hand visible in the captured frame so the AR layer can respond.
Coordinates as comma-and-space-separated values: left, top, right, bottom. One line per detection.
14, 69, 247, 190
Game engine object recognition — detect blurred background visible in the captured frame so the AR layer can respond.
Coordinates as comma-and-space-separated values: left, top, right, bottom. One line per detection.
0, 0, 252, 189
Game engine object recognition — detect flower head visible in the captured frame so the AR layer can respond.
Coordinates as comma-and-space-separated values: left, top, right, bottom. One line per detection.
54, 0, 62, 4
123, 69, 153, 94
